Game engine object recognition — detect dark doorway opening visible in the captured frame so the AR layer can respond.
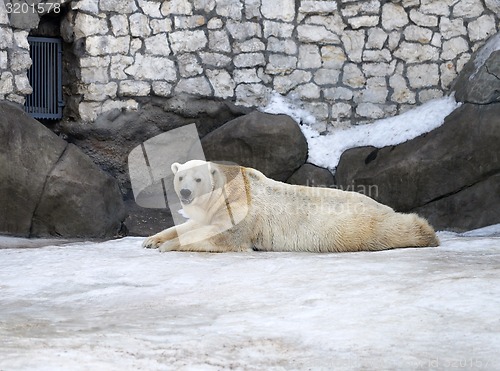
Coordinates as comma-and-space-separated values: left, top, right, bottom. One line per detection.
25, 36, 64, 120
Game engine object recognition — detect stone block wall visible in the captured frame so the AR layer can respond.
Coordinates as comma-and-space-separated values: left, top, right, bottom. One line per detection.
1, 0, 499, 129
0, 3, 33, 104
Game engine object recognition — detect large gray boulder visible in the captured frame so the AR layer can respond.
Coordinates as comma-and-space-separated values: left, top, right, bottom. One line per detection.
336, 33, 500, 231
287, 163, 336, 188
452, 33, 500, 104
202, 111, 308, 181
336, 103, 500, 231
0, 101, 126, 238
60, 95, 248, 236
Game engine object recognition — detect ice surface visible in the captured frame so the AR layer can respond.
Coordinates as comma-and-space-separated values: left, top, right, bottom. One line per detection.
1, 231, 499, 370
261, 93, 461, 171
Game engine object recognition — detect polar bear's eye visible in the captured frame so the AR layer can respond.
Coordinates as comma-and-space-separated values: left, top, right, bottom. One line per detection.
178, 176, 183, 181
195, 178, 202, 183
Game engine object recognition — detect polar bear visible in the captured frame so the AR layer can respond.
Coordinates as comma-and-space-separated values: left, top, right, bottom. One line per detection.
143, 160, 439, 253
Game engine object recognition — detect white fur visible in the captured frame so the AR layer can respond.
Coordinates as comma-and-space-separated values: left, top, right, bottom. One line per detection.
143, 161, 439, 253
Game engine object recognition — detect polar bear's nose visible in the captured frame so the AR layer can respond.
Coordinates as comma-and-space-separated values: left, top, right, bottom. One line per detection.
180, 189, 192, 198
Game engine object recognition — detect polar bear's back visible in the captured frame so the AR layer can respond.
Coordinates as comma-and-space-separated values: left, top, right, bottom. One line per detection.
239, 166, 438, 252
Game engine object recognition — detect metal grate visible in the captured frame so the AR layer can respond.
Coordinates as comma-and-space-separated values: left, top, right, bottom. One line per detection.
25, 37, 64, 120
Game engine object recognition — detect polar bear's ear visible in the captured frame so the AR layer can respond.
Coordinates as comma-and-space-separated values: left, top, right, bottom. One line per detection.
171, 162, 180, 175
208, 163, 225, 190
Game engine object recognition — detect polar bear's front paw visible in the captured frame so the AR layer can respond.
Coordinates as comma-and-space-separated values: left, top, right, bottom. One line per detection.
142, 234, 165, 249
158, 239, 181, 252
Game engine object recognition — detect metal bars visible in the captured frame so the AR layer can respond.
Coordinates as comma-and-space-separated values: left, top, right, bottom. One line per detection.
25, 37, 63, 120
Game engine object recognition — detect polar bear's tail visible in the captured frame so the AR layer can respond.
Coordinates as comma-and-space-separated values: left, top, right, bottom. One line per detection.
379, 212, 439, 249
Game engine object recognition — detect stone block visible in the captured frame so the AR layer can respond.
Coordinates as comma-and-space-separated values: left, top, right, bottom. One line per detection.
298, 44, 322, 69
150, 18, 173, 34
86, 36, 130, 56
394, 42, 439, 63
404, 25, 433, 44
145, 34, 171, 55
409, 9, 438, 27
266, 54, 297, 74
138, 0, 162, 18
261, 0, 295, 22
215, 0, 242, 19
0, 27, 13, 49
324, 86, 353, 101
234, 38, 265, 53
161, 0, 193, 15
439, 18, 467, 40
407, 64, 439, 88
206, 69, 236, 98
362, 49, 392, 62
226, 21, 261, 40
235, 83, 271, 107
321, 46, 347, 69
273, 70, 312, 93
120, 80, 151, 96
366, 28, 388, 50
174, 15, 206, 29
124, 55, 177, 81
100, 0, 137, 13
175, 76, 212, 95
441, 37, 469, 60
343, 63, 366, 88
467, 15, 496, 42
314, 69, 340, 86
209, 30, 231, 52
292, 83, 321, 99
341, 30, 365, 62
177, 53, 203, 77
74, 13, 108, 39
83, 82, 118, 101
389, 74, 416, 104
381, 3, 409, 30
152, 81, 173, 97
263, 21, 294, 38
110, 55, 134, 79
267, 37, 297, 54
356, 103, 385, 119
169, 30, 207, 54
110, 15, 130, 37
129, 13, 151, 37
420, 0, 451, 16
199, 52, 232, 67
347, 16, 379, 30
10, 51, 31, 72
234, 52, 266, 68
452, 0, 484, 18
234, 69, 261, 84
297, 25, 340, 44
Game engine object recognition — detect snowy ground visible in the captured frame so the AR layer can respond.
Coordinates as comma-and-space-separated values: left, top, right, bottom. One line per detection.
1, 227, 499, 370
261, 93, 461, 171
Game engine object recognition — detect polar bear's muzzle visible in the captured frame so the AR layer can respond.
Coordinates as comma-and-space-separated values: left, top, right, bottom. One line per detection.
179, 188, 194, 205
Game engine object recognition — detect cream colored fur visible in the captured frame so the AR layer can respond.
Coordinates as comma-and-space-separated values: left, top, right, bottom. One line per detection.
143, 160, 439, 253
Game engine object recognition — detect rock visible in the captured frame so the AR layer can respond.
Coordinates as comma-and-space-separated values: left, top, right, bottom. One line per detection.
336, 102, 500, 231
202, 111, 308, 181
452, 33, 500, 104
287, 164, 336, 188
59, 96, 250, 236
0, 101, 126, 238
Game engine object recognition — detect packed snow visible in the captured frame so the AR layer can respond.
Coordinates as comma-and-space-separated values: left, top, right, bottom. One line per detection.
261, 93, 461, 171
1, 226, 500, 370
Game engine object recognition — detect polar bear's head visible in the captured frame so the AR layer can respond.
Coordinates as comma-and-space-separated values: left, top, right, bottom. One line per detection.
171, 160, 224, 206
